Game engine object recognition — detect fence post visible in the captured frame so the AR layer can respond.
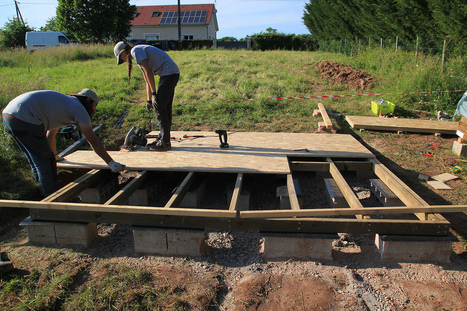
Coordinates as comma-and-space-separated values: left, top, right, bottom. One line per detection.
380, 38, 383, 49
395, 36, 399, 52
441, 37, 447, 72
415, 36, 419, 60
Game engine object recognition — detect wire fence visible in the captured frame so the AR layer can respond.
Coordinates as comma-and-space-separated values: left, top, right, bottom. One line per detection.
317, 36, 467, 58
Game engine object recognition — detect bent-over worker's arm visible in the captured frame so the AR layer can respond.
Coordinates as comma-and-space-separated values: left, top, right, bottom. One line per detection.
79, 122, 112, 164
46, 128, 60, 156
138, 59, 157, 100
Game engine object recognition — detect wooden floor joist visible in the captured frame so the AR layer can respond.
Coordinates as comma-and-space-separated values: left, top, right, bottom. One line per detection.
286, 174, 301, 210
41, 169, 110, 203
371, 158, 448, 222
229, 173, 244, 212
104, 171, 150, 206
327, 158, 367, 219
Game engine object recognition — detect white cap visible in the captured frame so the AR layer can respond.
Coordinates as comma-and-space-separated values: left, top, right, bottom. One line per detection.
77, 88, 99, 103
114, 41, 127, 65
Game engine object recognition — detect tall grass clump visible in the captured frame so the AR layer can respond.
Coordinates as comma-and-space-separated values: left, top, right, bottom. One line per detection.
346, 47, 467, 114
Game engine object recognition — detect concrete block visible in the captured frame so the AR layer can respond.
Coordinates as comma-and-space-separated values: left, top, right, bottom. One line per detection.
452, 140, 467, 157
261, 233, 338, 260
80, 174, 118, 203
324, 178, 348, 208
375, 233, 458, 262
369, 179, 404, 206
132, 227, 207, 257
180, 178, 206, 208
129, 179, 160, 206
20, 217, 97, 246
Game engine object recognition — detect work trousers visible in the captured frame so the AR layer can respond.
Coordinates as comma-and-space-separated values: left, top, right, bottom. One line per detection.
2, 114, 58, 197
155, 73, 179, 143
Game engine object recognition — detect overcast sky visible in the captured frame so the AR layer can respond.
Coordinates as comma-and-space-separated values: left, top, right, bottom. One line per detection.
0, 0, 310, 39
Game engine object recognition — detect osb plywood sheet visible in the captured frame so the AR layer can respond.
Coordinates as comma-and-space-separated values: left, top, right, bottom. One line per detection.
346, 116, 458, 134
58, 131, 374, 174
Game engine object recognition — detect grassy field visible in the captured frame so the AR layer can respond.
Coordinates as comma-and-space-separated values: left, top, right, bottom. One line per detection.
0, 44, 465, 199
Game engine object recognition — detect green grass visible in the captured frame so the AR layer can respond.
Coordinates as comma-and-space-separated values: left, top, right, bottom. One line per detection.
0, 44, 466, 199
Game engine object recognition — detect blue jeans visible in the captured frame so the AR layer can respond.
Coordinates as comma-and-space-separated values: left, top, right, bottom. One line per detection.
2, 114, 58, 197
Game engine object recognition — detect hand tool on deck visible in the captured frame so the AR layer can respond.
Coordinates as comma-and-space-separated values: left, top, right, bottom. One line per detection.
215, 129, 229, 148
183, 134, 205, 138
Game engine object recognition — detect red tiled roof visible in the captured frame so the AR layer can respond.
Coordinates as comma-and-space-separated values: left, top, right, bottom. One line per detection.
132, 4, 215, 26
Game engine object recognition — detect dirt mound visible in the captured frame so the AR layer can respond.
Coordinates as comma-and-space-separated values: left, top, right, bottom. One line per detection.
316, 60, 375, 90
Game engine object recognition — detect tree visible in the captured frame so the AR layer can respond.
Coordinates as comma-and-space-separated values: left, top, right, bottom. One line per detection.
56, 0, 136, 43
0, 18, 33, 49
39, 17, 58, 32
265, 27, 278, 34
428, 0, 467, 40
219, 37, 238, 42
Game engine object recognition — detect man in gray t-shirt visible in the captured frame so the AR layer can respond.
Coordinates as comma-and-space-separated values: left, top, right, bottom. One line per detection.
2, 89, 124, 197
114, 42, 180, 151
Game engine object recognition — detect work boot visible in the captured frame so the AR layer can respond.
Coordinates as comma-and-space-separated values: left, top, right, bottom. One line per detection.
0, 261, 14, 274
147, 140, 171, 151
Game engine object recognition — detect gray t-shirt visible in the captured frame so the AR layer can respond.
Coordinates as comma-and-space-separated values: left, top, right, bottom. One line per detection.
3, 90, 91, 130
131, 45, 179, 77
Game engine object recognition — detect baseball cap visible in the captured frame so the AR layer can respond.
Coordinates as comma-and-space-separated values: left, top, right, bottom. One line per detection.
77, 88, 99, 103
114, 41, 127, 65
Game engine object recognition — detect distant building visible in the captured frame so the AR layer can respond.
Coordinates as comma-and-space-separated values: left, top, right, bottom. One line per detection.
129, 4, 218, 42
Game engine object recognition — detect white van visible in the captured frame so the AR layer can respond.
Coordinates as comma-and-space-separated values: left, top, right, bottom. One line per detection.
25, 31, 72, 51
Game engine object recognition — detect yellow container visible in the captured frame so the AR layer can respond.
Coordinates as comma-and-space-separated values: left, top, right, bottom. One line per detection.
371, 100, 395, 115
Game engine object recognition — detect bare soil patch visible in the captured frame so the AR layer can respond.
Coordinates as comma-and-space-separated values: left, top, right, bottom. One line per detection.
316, 60, 376, 90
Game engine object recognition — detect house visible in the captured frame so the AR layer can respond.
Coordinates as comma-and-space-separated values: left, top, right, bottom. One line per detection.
129, 4, 218, 42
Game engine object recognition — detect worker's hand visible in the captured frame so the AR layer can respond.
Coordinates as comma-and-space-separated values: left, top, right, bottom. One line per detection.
151, 92, 159, 110
107, 160, 125, 173
55, 154, 64, 162
146, 100, 153, 113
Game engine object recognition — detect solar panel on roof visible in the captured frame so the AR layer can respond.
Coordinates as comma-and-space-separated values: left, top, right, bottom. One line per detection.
160, 10, 208, 25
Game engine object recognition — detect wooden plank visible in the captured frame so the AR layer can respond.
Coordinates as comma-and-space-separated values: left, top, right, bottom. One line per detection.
41, 169, 110, 203
228, 173, 244, 212
346, 115, 458, 135
26, 208, 450, 235
0, 199, 236, 218
104, 171, 150, 205
427, 180, 452, 190
57, 132, 375, 173
165, 172, 195, 208
371, 158, 448, 222
327, 158, 366, 219
318, 102, 333, 129
240, 205, 466, 218
287, 174, 301, 210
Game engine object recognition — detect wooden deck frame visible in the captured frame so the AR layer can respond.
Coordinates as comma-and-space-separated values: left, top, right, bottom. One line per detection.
1, 155, 463, 236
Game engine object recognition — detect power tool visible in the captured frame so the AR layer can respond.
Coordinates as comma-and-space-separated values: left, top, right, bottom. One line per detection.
122, 126, 148, 151
215, 130, 229, 148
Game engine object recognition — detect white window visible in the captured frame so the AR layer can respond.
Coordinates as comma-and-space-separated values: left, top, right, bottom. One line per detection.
145, 34, 160, 41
